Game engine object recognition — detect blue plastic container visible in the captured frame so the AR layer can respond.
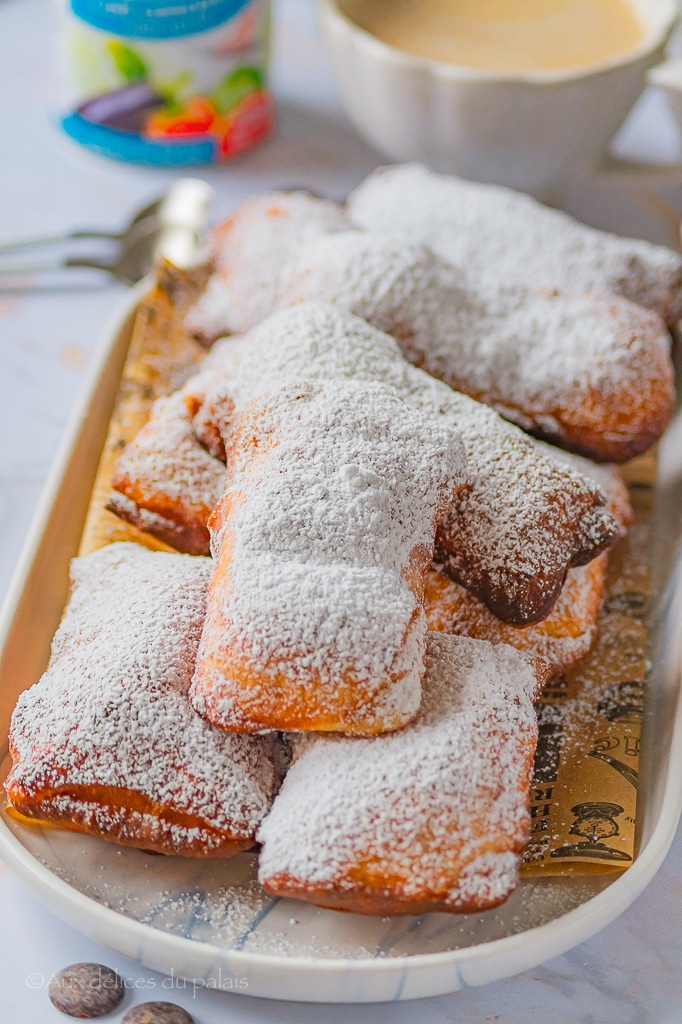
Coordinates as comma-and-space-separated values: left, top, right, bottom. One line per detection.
54, 0, 273, 164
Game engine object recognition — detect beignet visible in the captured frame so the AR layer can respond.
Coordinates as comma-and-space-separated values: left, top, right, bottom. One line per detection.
107, 391, 225, 555
276, 231, 674, 462
107, 339, 247, 553
348, 163, 682, 328
6, 543, 282, 856
424, 560, 604, 685
190, 377, 465, 735
185, 190, 349, 343
257, 633, 539, 915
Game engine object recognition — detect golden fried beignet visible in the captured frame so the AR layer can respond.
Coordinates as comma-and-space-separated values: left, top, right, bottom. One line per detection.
348, 164, 682, 328
107, 340, 246, 554
531, 440, 633, 541
425, 452, 631, 680
432, 435, 615, 625
190, 378, 466, 736
432, 427, 627, 624
107, 392, 224, 555
6, 543, 283, 857
276, 231, 675, 462
183, 342, 245, 462
184, 191, 349, 343
257, 633, 539, 915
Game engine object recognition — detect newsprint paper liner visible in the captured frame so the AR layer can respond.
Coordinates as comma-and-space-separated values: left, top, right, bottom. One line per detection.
522, 454, 653, 875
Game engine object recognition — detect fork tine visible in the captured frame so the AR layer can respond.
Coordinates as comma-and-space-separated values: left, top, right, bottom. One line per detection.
0, 229, 121, 255
0, 252, 117, 279
0, 180, 213, 287
0, 197, 168, 255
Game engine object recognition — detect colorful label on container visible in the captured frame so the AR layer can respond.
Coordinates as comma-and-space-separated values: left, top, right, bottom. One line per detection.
71, 0, 252, 38
56, 0, 273, 165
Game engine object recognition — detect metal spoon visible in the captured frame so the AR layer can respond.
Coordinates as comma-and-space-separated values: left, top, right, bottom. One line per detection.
0, 178, 215, 285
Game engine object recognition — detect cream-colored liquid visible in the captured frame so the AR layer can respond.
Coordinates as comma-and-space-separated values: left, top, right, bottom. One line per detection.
340, 0, 645, 73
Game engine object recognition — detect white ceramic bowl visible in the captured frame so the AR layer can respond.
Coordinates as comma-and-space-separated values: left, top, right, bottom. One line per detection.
319, 0, 678, 195
649, 56, 682, 160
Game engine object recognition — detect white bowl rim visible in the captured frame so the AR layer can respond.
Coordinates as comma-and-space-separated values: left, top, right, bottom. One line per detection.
1, 793, 681, 982
320, 0, 679, 85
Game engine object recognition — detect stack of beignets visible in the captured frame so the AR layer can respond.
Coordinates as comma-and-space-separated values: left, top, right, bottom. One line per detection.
7, 165, 676, 919
110, 304, 620, 624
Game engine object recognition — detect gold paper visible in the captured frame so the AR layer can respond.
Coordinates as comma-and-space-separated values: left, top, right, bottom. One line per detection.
78, 261, 208, 557
522, 455, 653, 874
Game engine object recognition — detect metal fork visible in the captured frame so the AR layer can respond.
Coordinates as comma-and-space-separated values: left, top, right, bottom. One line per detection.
0, 178, 215, 286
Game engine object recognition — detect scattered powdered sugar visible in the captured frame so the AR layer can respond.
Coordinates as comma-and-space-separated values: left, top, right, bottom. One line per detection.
135, 879, 272, 940
275, 230, 674, 458
138, 879, 375, 957
257, 633, 538, 912
185, 191, 349, 341
347, 163, 682, 326
190, 377, 463, 734
7, 543, 282, 852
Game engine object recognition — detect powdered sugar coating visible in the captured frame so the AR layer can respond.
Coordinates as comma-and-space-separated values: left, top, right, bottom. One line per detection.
109, 391, 225, 553
192, 304, 617, 623
108, 338, 250, 551
424, 446, 631, 679
257, 633, 539, 914
185, 191, 349, 341
276, 230, 674, 460
347, 163, 682, 326
424, 559, 604, 684
7, 543, 282, 854
190, 376, 464, 735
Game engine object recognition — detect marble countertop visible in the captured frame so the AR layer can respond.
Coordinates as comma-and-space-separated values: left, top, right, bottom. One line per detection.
3, 0, 682, 1020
